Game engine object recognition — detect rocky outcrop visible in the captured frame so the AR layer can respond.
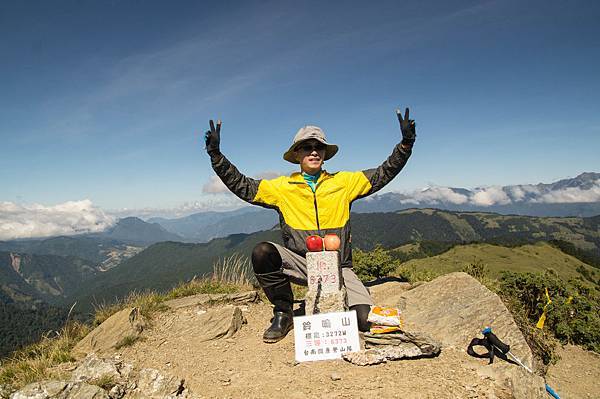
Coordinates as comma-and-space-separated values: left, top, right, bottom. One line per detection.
163, 291, 258, 310
343, 330, 442, 366
10, 354, 194, 399
170, 305, 246, 343
73, 308, 146, 358
11, 381, 108, 399
388, 272, 545, 398
399, 272, 534, 369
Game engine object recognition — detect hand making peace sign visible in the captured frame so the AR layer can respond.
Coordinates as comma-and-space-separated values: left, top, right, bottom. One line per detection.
205, 119, 221, 156
396, 107, 416, 149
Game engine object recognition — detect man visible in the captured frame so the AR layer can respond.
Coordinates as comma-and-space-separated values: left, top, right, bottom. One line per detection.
204, 108, 416, 343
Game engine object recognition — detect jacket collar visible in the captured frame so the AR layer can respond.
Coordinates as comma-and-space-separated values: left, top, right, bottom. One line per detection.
288, 170, 332, 184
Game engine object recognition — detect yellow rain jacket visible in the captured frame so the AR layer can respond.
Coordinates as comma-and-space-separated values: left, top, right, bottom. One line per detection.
211, 143, 411, 268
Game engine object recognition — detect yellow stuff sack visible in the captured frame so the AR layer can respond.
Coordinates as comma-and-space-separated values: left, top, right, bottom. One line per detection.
367, 306, 403, 327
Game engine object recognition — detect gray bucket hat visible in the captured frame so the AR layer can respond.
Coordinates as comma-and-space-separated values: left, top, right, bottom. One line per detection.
283, 125, 338, 164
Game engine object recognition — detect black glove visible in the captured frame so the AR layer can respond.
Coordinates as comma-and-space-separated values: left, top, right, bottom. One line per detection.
205, 119, 221, 156
396, 107, 416, 149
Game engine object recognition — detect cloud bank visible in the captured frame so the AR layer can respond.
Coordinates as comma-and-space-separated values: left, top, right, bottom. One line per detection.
395, 178, 600, 207
0, 200, 115, 240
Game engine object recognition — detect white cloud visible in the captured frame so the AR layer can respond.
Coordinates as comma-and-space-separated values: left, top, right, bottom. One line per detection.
471, 186, 512, 206
0, 200, 115, 240
405, 187, 469, 205
534, 184, 600, 204
202, 170, 284, 194
255, 171, 281, 180
202, 176, 228, 194
508, 186, 526, 201
109, 196, 248, 219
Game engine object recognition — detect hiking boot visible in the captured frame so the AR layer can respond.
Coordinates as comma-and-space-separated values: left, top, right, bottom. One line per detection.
263, 309, 294, 343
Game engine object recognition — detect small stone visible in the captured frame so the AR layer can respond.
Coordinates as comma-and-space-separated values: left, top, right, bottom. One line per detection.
330, 373, 342, 381
109, 384, 126, 399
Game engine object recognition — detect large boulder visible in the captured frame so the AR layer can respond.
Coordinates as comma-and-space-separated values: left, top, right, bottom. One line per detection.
386, 272, 547, 399
73, 308, 146, 358
399, 272, 533, 369
181, 305, 245, 342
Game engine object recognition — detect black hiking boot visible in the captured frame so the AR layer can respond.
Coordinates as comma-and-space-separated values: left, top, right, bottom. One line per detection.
263, 309, 294, 343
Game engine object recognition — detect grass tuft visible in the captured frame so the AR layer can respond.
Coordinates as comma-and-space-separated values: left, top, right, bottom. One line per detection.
88, 374, 117, 390
0, 321, 89, 397
114, 335, 145, 350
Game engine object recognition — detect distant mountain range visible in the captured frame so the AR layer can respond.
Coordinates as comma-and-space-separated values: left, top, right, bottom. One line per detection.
66, 208, 600, 314
147, 207, 277, 242
145, 172, 600, 242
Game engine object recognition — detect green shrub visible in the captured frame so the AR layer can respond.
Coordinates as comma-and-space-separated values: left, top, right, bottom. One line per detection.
353, 245, 399, 281
462, 258, 488, 280
396, 265, 441, 283
498, 270, 600, 354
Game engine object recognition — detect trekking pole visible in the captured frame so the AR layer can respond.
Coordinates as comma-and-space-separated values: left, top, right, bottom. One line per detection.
481, 327, 560, 399
482, 327, 532, 373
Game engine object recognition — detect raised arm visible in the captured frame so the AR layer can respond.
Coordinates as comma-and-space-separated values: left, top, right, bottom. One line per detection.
348, 108, 416, 201
204, 119, 261, 203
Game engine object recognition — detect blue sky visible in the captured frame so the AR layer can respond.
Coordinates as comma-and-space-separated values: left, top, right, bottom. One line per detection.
1, 0, 599, 216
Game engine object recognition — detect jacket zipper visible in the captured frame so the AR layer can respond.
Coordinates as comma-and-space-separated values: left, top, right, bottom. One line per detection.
292, 175, 328, 235
312, 181, 322, 236
312, 191, 321, 236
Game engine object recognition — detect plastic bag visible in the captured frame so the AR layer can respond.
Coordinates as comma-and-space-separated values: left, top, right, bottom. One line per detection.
367, 306, 403, 327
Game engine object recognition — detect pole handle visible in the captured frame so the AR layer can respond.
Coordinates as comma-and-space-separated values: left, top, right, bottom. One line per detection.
482, 328, 510, 354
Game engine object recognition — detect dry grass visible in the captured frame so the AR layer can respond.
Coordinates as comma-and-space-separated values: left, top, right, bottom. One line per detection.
211, 253, 256, 286
114, 335, 145, 350
0, 252, 254, 397
0, 321, 90, 397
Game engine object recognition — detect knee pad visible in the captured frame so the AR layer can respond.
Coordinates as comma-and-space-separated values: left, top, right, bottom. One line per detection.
251, 242, 282, 274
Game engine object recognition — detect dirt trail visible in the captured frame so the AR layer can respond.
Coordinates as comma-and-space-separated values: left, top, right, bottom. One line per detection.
120, 303, 507, 399
116, 283, 599, 399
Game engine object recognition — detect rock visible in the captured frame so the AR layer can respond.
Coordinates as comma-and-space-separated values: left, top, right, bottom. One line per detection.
343, 342, 436, 366
330, 373, 342, 381
363, 330, 442, 357
395, 272, 544, 398
108, 384, 126, 399
123, 368, 185, 399
399, 272, 533, 369
501, 367, 546, 399
164, 291, 259, 310
72, 353, 120, 382
188, 306, 245, 342
10, 380, 108, 399
344, 329, 442, 365
73, 308, 146, 358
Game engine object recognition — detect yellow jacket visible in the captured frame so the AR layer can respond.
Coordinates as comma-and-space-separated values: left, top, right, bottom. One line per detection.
211, 143, 411, 267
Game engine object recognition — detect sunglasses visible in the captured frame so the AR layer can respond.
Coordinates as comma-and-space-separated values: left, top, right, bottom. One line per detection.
296, 143, 326, 153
